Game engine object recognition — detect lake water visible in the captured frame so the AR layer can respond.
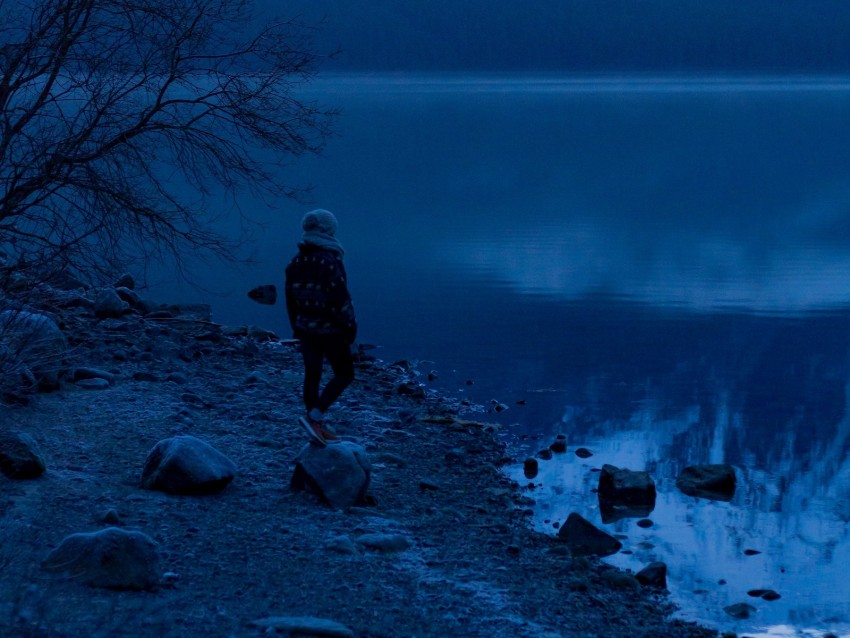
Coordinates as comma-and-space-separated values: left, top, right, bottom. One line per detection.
151, 75, 850, 637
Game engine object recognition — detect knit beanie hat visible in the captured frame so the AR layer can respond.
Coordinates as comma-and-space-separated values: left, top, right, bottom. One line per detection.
301, 209, 338, 236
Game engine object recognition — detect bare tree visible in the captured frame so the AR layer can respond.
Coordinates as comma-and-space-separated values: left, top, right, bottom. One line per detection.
0, 0, 334, 285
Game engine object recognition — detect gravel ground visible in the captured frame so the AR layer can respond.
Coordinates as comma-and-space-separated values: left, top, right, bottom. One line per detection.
0, 300, 720, 638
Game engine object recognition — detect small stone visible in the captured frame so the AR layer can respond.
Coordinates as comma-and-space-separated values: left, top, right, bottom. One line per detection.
744, 549, 762, 556
355, 533, 411, 552
636, 561, 667, 589
75, 378, 110, 390
114, 273, 135, 289
247, 284, 277, 305
549, 438, 567, 453
100, 509, 121, 525
523, 457, 539, 479
490, 400, 508, 413
419, 478, 440, 491
325, 536, 360, 555
723, 602, 756, 619
636, 519, 653, 528
536, 449, 553, 461
575, 447, 593, 459
94, 288, 128, 319
248, 617, 354, 638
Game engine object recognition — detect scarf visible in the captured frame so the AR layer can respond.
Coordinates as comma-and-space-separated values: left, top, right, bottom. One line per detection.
300, 230, 345, 258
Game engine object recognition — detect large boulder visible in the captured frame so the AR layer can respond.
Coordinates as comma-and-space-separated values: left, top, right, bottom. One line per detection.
557, 512, 622, 557
597, 464, 656, 523
0, 430, 46, 479
42, 527, 160, 590
0, 309, 67, 389
291, 441, 371, 510
141, 435, 237, 494
676, 464, 737, 501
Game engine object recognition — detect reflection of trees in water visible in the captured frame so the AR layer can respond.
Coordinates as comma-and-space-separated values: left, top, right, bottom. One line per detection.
558, 309, 850, 478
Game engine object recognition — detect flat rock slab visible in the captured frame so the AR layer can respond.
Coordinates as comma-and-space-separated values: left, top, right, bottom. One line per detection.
141, 435, 237, 494
42, 527, 160, 590
248, 616, 354, 637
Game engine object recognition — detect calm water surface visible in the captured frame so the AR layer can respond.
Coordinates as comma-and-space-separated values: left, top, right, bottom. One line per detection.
152, 76, 850, 636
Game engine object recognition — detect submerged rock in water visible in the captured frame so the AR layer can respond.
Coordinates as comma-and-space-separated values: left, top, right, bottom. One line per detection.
676, 464, 737, 501
141, 435, 237, 494
42, 527, 160, 590
723, 602, 756, 619
523, 457, 539, 479
247, 284, 277, 305
557, 512, 622, 557
597, 464, 656, 523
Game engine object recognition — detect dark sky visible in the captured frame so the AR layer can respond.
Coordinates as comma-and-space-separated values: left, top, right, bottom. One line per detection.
259, 0, 850, 73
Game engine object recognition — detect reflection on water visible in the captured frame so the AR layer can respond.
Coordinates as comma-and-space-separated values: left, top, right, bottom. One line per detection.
502, 305, 850, 636
148, 76, 850, 635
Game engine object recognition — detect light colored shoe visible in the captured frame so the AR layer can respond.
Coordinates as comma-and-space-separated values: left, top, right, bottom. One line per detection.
298, 416, 326, 447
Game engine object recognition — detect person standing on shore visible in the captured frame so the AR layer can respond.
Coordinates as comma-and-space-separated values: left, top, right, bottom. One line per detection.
285, 209, 357, 446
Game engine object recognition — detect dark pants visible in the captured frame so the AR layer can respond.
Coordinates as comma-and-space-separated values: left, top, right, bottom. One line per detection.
300, 334, 355, 413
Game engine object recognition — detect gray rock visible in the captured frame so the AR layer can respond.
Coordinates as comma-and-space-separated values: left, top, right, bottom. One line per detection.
0, 431, 46, 479
636, 561, 667, 589
325, 536, 361, 555
0, 309, 67, 389
141, 435, 237, 494
246, 325, 277, 341
523, 457, 539, 479
72, 367, 114, 385
598, 464, 656, 522
247, 284, 277, 305
291, 441, 371, 510
355, 533, 412, 552
556, 513, 622, 557
575, 447, 593, 459
676, 464, 737, 501
248, 616, 354, 637
94, 288, 128, 319
244, 370, 270, 386
114, 273, 135, 290
42, 527, 159, 590
115, 286, 141, 308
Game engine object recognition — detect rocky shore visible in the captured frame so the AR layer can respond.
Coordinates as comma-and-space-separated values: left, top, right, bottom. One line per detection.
0, 280, 720, 638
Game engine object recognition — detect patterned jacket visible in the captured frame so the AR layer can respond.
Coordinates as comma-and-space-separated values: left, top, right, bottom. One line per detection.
284, 245, 357, 343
